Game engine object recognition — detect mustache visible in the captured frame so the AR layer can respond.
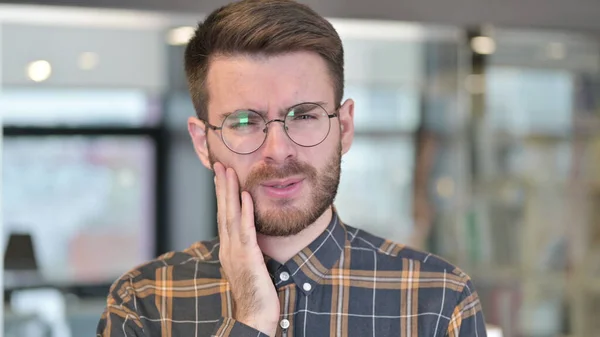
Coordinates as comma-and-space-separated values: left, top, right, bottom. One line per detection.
243, 159, 317, 190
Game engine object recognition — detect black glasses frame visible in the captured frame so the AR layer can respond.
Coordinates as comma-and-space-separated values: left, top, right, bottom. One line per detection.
201, 102, 339, 155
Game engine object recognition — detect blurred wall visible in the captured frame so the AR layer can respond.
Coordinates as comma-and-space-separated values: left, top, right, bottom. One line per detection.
1, 23, 165, 89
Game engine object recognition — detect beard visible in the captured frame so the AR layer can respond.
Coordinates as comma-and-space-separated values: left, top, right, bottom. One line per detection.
209, 144, 341, 237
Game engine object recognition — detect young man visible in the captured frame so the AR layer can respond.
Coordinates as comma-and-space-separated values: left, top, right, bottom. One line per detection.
97, 0, 487, 336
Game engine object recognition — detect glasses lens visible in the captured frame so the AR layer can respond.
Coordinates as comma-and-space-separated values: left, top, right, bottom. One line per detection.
285, 103, 331, 146
221, 110, 266, 154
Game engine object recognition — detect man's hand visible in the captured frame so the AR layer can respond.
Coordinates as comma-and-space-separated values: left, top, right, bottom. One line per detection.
213, 162, 280, 336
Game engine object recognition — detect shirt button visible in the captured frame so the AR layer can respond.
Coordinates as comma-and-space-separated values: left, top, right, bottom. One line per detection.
280, 319, 290, 329
302, 282, 312, 291
279, 271, 290, 281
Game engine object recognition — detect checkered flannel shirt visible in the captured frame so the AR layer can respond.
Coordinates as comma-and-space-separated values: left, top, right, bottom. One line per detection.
97, 211, 486, 337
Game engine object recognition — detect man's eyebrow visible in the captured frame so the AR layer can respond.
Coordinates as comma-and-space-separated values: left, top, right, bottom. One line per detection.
297, 101, 328, 109
283, 101, 329, 115
218, 101, 329, 119
216, 111, 234, 121
216, 109, 263, 121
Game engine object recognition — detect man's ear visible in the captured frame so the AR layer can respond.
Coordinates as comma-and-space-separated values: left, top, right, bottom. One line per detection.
338, 98, 355, 155
187, 117, 213, 170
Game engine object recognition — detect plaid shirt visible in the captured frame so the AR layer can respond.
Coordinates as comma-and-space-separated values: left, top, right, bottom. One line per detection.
97, 211, 486, 337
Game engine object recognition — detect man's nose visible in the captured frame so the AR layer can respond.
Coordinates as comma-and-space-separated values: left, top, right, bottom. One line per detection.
260, 120, 296, 164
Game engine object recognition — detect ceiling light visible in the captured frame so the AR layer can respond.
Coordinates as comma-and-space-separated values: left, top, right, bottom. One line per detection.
27, 60, 52, 82
470, 36, 496, 55
167, 26, 195, 46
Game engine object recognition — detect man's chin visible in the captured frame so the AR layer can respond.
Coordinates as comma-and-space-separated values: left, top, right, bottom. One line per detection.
254, 207, 313, 237
252, 192, 301, 208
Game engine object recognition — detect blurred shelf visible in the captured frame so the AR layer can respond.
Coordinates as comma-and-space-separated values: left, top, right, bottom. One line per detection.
469, 268, 570, 288
352, 130, 415, 138
485, 129, 600, 145
471, 177, 600, 191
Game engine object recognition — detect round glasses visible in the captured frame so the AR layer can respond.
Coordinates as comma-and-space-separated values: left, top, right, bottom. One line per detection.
203, 102, 338, 155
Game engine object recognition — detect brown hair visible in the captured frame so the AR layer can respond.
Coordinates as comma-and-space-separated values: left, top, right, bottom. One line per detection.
184, 0, 344, 121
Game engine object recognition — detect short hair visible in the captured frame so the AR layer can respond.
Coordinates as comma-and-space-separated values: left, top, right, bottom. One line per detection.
184, 0, 344, 120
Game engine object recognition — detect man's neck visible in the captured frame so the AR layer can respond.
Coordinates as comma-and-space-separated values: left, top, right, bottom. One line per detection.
257, 207, 333, 264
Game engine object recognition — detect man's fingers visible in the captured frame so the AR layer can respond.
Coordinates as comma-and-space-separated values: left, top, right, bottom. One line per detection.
225, 167, 241, 238
239, 191, 257, 245
214, 162, 229, 240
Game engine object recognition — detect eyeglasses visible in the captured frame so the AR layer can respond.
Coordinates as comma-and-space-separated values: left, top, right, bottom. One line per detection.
202, 102, 339, 155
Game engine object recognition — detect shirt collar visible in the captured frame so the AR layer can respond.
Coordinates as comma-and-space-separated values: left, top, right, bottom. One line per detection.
265, 208, 347, 296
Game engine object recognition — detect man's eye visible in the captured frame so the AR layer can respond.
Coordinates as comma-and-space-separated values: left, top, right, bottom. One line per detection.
294, 114, 316, 120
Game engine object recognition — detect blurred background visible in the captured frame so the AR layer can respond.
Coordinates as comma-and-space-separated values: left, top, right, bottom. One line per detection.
1, 0, 600, 336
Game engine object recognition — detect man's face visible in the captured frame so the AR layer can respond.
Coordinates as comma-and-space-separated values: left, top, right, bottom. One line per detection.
188, 51, 354, 236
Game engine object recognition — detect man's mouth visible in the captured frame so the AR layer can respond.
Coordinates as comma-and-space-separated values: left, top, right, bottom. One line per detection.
260, 178, 305, 197
262, 178, 304, 188
270, 182, 296, 188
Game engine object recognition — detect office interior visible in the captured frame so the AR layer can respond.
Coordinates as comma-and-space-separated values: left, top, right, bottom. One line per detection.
1, 2, 600, 337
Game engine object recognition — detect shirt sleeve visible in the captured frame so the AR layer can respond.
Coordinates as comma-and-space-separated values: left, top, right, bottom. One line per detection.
211, 317, 271, 337
445, 277, 488, 337
96, 276, 270, 337
96, 277, 145, 337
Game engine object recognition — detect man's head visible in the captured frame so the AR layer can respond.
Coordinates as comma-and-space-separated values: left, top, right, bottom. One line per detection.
186, 0, 354, 236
